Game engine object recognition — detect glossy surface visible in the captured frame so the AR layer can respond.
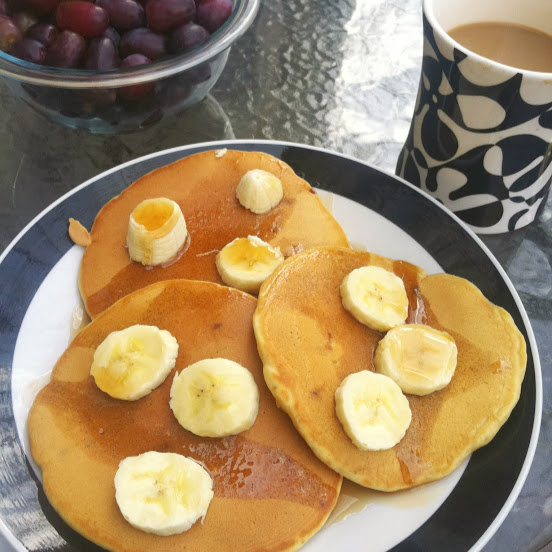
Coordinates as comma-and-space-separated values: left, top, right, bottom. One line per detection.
0, 0, 550, 549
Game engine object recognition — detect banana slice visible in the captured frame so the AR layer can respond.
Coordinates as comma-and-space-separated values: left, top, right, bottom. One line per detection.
91, 325, 178, 401
215, 235, 284, 295
126, 197, 187, 266
374, 324, 458, 396
114, 451, 214, 536
170, 358, 259, 438
236, 169, 284, 214
335, 370, 412, 451
340, 265, 408, 332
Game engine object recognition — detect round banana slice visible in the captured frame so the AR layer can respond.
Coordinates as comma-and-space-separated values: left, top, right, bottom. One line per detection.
236, 169, 284, 214
335, 370, 412, 451
91, 324, 178, 401
126, 197, 188, 266
340, 265, 408, 332
170, 358, 259, 438
215, 235, 284, 295
114, 451, 214, 536
374, 324, 458, 396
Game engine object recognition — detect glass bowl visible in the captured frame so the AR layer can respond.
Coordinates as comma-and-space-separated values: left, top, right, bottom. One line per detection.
0, 0, 258, 134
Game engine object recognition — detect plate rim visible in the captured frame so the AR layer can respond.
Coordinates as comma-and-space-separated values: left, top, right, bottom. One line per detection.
0, 138, 543, 552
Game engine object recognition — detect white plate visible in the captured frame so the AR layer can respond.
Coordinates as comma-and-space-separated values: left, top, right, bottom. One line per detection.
0, 140, 541, 552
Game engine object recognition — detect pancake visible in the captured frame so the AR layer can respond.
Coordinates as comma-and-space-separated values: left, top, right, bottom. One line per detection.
28, 279, 342, 552
78, 149, 349, 319
254, 247, 527, 491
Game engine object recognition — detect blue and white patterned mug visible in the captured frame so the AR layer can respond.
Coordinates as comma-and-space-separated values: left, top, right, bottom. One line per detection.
396, 0, 552, 233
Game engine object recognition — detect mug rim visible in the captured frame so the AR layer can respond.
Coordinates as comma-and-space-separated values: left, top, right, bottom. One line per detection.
422, 0, 552, 79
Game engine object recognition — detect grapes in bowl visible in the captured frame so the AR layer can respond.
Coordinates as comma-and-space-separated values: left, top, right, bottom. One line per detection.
0, 0, 258, 133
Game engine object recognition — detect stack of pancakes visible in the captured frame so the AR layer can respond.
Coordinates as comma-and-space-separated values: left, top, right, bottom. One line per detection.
28, 150, 527, 552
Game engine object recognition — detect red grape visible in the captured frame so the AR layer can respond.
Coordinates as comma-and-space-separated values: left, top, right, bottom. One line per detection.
102, 25, 120, 46
11, 37, 46, 63
196, 0, 230, 33
1, 0, 232, 130
118, 52, 153, 98
95, 0, 144, 31
45, 29, 85, 66
56, 1, 109, 37
27, 22, 59, 46
170, 21, 207, 52
120, 26, 166, 59
122, 51, 149, 65
85, 36, 119, 69
145, 0, 195, 33
186, 60, 210, 82
0, 15, 23, 52
159, 79, 191, 108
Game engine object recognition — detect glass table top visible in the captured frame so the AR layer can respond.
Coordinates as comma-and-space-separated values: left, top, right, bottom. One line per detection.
0, 0, 550, 551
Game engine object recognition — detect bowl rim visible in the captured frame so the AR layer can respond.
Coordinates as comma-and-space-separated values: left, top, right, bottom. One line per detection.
0, 0, 259, 88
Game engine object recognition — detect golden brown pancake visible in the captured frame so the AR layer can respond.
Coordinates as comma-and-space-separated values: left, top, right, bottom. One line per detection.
78, 149, 349, 319
28, 279, 342, 552
254, 247, 527, 491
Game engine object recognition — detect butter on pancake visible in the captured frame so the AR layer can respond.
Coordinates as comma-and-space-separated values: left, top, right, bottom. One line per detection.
254, 247, 527, 491
28, 280, 341, 552
78, 150, 349, 319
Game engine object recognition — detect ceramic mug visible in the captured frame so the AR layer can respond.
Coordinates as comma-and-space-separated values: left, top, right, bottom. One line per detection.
396, 0, 552, 233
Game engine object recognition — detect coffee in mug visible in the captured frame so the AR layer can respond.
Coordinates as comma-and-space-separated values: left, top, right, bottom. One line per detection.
448, 22, 552, 73
396, 0, 552, 233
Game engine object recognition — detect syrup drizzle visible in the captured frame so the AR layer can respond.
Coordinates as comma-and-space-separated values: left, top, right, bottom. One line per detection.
160, 232, 192, 269
326, 478, 441, 527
